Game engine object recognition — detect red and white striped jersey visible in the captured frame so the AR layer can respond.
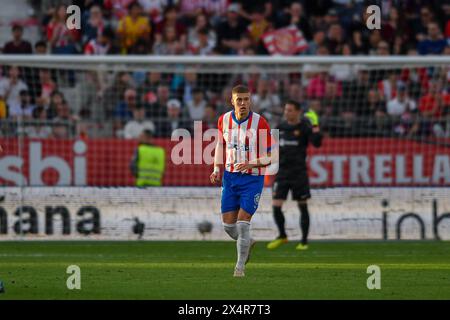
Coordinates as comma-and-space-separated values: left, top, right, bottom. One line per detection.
218, 111, 273, 176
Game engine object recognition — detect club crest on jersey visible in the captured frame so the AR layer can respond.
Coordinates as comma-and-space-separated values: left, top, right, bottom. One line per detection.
294, 130, 301, 137
254, 193, 261, 207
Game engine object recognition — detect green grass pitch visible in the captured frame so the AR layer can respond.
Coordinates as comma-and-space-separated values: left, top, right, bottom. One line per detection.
0, 241, 449, 299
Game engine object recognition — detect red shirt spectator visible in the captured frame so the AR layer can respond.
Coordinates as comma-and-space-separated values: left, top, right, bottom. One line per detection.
307, 72, 327, 99
155, 5, 187, 42
2, 25, 32, 54
46, 5, 80, 53
418, 82, 448, 118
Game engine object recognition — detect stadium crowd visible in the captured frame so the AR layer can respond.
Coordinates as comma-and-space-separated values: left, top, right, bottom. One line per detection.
0, 0, 449, 139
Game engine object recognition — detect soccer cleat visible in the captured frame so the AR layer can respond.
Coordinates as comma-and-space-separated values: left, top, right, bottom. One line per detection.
233, 268, 245, 277
266, 237, 288, 250
245, 238, 256, 265
296, 243, 309, 251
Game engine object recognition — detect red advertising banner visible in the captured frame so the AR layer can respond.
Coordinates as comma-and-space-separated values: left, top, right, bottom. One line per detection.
0, 138, 449, 186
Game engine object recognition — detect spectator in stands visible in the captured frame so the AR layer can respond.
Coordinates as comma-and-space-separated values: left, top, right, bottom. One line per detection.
357, 88, 388, 136
323, 78, 344, 116
115, 88, 139, 123
82, 5, 107, 44
103, 71, 136, 118
0, 66, 29, 109
23, 106, 52, 138
276, 2, 312, 41
304, 30, 325, 55
306, 71, 328, 99
412, 6, 435, 42
187, 27, 215, 55
154, 5, 187, 47
285, 82, 305, 106
378, 70, 401, 102
138, 72, 162, 105
147, 84, 170, 119
123, 104, 156, 139
103, 0, 135, 21
387, 82, 419, 137
329, 44, 358, 81
138, 0, 166, 24
46, 4, 81, 54
47, 90, 65, 120
376, 40, 391, 56
418, 80, 449, 136
29, 68, 57, 106
360, 89, 386, 118
173, 70, 198, 106
8, 89, 35, 120
185, 88, 207, 121
417, 22, 447, 55
202, 103, 218, 130
187, 13, 217, 52
52, 99, 79, 138
216, 3, 248, 54
214, 86, 232, 115
325, 23, 346, 55
381, 6, 410, 46
84, 27, 119, 55
246, 7, 270, 47
77, 71, 107, 121
117, 1, 151, 54
152, 25, 186, 55
156, 98, 191, 137
252, 78, 282, 125
34, 40, 48, 54
2, 25, 32, 54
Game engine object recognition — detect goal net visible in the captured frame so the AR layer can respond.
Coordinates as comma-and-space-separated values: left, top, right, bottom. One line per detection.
0, 55, 449, 241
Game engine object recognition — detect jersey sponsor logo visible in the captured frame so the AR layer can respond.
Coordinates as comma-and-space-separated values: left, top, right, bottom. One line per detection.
279, 139, 299, 147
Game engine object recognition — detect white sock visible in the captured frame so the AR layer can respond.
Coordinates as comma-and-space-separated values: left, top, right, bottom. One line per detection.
223, 222, 238, 240
236, 220, 251, 270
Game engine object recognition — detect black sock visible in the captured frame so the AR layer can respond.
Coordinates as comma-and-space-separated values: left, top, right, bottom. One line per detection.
298, 203, 310, 245
273, 206, 287, 239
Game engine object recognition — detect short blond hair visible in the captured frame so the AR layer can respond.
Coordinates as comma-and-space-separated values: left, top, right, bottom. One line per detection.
231, 85, 250, 95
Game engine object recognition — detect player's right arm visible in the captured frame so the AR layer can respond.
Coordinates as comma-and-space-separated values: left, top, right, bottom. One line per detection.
210, 115, 225, 184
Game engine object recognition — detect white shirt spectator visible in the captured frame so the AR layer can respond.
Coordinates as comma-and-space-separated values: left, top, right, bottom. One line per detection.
138, 0, 167, 23
387, 96, 417, 116
124, 120, 156, 139
329, 64, 358, 81
186, 100, 207, 120
8, 102, 35, 118
252, 93, 281, 114
0, 78, 28, 107
23, 125, 53, 138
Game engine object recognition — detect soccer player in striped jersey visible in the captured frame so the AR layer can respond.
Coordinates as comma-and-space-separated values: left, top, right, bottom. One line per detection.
210, 85, 275, 277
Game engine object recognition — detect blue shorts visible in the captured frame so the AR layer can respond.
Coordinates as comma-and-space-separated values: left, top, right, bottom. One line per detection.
221, 171, 265, 215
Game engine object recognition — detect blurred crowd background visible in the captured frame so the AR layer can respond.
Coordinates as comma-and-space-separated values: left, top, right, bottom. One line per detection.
0, 0, 449, 140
